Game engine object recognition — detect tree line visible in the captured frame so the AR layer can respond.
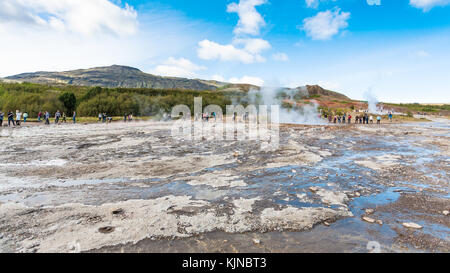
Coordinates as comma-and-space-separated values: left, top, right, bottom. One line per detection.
0, 82, 249, 117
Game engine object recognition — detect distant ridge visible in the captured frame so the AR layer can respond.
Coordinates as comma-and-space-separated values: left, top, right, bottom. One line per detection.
5, 65, 218, 91
304, 85, 350, 100
4, 65, 350, 100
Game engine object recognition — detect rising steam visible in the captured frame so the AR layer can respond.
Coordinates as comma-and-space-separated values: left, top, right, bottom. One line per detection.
245, 85, 325, 125
363, 89, 380, 114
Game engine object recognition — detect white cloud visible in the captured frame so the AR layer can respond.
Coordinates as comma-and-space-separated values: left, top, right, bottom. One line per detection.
272, 52, 289, 62
305, 0, 339, 9
0, 0, 138, 36
302, 8, 350, 40
229, 76, 265, 86
197, 39, 270, 64
197, 40, 255, 63
227, 0, 267, 36
0, 2, 205, 77
305, 0, 320, 8
210, 75, 264, 86
410, 0, 450, 11
153, 57, 206, 78
197, 1, 273, 65
233, 38, 271, 54
211, 75, 226, 82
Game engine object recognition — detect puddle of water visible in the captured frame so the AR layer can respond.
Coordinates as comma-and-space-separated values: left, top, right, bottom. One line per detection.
351, 189, 402, 216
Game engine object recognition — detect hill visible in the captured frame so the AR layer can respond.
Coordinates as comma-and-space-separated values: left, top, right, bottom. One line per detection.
4, 66, 349, 100
5, 65, 219, 91
303, 85, 350, 100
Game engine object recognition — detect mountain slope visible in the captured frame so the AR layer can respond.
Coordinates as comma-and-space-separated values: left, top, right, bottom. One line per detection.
4, 65, 351, 101
304, 85, 350, 100
5, 65, 218, 91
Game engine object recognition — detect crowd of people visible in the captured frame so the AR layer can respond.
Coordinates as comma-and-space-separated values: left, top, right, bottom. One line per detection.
324, 111, 393, 125
98, 112, 114, 123
123, 113, 133, 122
1, 108, 396, 128
0, 110, 77, 127
193, 112, 218, 122
0, 110, 135, 127
193, 112, 253, 123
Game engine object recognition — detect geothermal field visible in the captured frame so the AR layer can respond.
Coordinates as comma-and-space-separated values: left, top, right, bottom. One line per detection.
0, 118, 449, 253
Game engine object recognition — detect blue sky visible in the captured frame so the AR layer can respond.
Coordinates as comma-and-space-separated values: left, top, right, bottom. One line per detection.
0, 0, 449, 102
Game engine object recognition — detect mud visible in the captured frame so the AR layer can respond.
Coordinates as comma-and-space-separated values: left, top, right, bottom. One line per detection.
0, 119, 448, 253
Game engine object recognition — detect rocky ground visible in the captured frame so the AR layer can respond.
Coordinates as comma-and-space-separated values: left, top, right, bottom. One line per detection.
0, 118, 448, 253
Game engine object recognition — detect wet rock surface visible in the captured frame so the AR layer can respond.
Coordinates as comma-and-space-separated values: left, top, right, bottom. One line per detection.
0, 120, 449, 253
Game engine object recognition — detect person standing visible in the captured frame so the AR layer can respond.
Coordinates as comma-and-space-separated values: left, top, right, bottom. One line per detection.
0, 111, 4, 127
23, 112, 28, 123
377, 116, 381, 124
388, 112, 393, 122
73, 111, 77, 124
62, 112, 67, 123
8, 111, 15, 126
16, 110, 22, 126
55, 110, 61, 124
348, 114, 352, 124
38, 111, 42, 122
45, 111, 50, 125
